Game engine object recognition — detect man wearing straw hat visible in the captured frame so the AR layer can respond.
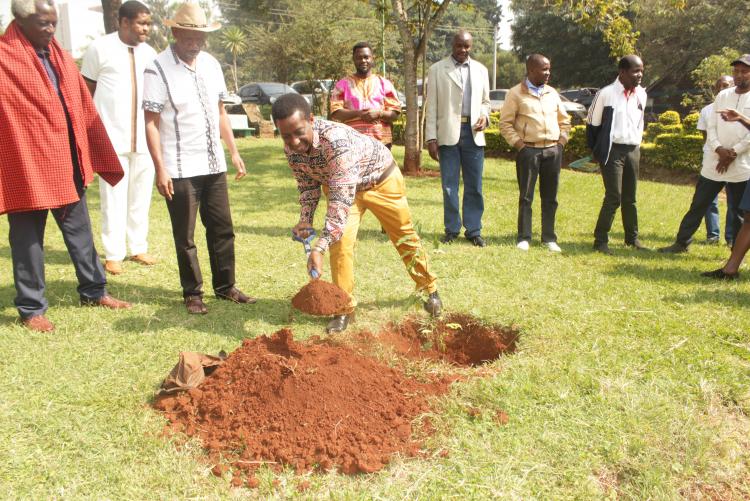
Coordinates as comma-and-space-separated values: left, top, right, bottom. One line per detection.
143, 2, 255, 314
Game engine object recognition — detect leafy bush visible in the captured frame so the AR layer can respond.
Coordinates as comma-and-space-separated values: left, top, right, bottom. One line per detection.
483, 129, 514, 154
565, 125, 588, 160
645, 122, 683, 142
392, 119, 405, 144
682, 112, 700, 133
646, 133, 703, 171
658, 110, 681, 125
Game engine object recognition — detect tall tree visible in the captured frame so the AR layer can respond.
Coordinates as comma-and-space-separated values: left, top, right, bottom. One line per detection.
220, 26, 249, 93
390, 0, 453, 173
101, 0, 121, 34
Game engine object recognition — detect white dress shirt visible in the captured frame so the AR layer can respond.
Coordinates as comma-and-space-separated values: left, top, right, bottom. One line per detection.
142, 46, 228, 179
610, 78, 645, 146
81, 32, 156, 155
703, 88, 750, 182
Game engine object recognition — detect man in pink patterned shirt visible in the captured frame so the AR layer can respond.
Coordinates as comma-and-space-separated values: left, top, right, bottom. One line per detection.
272, 93, 441, 333
330, 41, 401, 148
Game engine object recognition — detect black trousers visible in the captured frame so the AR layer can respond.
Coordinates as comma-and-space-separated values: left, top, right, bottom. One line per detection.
594, 144, 640, 245
8, 192, 107, 319
516, 144, 562, 243
166, 173, 236, 297
674, 176, 746, 246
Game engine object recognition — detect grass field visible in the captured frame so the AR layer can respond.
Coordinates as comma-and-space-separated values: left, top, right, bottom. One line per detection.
1, 138, 748, 499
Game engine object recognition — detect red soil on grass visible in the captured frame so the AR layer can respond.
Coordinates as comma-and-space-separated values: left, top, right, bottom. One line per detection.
154, 328, 450, 476
291, 279, 350, 316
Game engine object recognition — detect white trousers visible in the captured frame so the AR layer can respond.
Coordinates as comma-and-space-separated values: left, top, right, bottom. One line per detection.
99, 153, 155, 261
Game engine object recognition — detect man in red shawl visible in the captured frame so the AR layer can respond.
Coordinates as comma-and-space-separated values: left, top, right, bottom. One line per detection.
0, 0, 131, 332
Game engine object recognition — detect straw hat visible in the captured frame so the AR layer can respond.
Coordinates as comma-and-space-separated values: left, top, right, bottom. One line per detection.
165, 3, 221, 32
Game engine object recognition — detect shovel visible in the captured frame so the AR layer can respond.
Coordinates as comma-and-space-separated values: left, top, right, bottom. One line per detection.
291, 228, 320, 279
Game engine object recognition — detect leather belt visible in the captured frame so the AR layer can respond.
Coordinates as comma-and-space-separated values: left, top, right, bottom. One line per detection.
524, 141, 559, 148
376, 162, 397, 184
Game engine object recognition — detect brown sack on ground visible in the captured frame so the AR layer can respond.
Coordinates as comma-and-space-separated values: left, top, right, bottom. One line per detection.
158, 352, 226, 395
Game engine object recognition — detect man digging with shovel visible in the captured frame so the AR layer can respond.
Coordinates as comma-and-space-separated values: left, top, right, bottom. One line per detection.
272, 93, 442, 333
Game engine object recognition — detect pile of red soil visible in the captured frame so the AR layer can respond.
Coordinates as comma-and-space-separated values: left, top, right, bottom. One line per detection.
154, 328, 449, 477
374, 313, 519, 366
291, 279, 350, 315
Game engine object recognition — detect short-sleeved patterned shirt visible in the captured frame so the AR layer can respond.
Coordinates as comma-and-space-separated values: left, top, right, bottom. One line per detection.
142, 46, 228, 179
329, 74, 401, 144
285, 119, 394, 253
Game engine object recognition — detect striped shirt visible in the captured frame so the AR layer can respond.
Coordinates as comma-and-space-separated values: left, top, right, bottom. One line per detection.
285, 119, 393, 252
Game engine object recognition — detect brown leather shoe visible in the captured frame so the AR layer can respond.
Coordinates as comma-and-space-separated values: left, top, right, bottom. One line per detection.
216, 287, 257, 304
104, 260, 123, 275
185, 295, 208, 314
22, 314, 55, 332
130, 253, 157, 266
81, 294, 132, 309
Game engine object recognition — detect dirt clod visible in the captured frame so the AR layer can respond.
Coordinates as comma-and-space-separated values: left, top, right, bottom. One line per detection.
291, 280, 350, 316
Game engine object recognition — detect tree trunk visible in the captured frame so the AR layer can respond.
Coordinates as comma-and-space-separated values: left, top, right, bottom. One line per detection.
101, 0, 121, 34
401, 43, 421, 174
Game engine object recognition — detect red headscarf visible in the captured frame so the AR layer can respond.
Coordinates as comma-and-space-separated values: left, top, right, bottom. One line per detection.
0, 21, 123, 215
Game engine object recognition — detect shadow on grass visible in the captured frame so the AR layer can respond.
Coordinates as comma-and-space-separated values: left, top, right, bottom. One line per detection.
601, 262, 739, 286
662, 288, 750, 306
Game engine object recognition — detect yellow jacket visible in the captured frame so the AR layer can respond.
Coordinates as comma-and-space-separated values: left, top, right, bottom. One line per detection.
499, 81, 571, 150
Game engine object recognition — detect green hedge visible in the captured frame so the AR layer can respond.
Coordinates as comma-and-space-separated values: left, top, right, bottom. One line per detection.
658, 110, 681, 125
566, 125, 588, 159
484, 128, 514, 153
646, 133, 703, 171
682, 112, 700, 133
645, 123, 683, 142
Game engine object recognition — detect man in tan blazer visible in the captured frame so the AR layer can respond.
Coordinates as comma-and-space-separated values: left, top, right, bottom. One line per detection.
425, 30, 491, 247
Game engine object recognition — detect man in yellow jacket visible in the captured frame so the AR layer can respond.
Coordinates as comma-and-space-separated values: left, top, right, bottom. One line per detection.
499, 54, 571, 252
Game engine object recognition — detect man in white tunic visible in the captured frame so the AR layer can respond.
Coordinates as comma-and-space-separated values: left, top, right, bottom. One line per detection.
82, 0, 157, 275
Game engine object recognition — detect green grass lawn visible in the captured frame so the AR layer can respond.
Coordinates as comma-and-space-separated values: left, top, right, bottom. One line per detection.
1, 138, 748, 499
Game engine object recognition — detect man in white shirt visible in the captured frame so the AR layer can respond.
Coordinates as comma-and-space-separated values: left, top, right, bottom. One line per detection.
587, 55, 648, 254
82, 1, 157, 275
659, 74, 747, 254
142, 3, 254, 314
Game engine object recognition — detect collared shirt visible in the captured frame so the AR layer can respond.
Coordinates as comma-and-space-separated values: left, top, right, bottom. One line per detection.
525, 78, 544, 98
81, 32, 157, 155
329, 73, 401, 144
452, 56, 472, 116
703, 88, 750, 182
610, 78, 645, 145
142, 46, 228, 179
284, 119, 393, 253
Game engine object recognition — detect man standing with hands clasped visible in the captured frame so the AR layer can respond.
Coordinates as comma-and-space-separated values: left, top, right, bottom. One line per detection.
425, 30, 491, 247
500, 54, 570, 252
143, 3, 255, 314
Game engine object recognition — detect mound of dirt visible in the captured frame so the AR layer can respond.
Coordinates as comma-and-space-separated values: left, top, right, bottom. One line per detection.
154, 329, 450, 476
291, 279, 350, 316
375, 313, 519, 366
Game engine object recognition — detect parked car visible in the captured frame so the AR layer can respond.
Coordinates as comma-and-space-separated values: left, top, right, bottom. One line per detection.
489, 88, 508, 112
560, 87, 599, 109
560, 94, 587, 123
238, 82, 299, 105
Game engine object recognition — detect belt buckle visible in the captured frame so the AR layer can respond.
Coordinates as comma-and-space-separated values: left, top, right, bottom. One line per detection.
460, 116, 469, 123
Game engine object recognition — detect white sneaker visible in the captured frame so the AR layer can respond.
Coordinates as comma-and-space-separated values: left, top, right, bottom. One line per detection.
516, 240, 530, 251
546, 242, 562, 252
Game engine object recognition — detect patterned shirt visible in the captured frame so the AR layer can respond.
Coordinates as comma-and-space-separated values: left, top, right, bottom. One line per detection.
285, 119, 394, 253
142, 46, 228, 179
329, 74, 401, 144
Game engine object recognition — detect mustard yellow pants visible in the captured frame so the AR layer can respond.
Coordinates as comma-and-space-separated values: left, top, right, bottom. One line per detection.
325, 168, 438, 312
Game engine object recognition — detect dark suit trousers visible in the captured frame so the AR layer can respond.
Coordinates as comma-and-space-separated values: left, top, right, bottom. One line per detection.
674, 176, 746, 247
516, 144, 562, 243
594, 144, 640, 245
8, 192, 107, 319
166, 173, 236, 297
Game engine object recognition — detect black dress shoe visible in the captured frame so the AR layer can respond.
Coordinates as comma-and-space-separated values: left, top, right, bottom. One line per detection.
423, 291, 443, 317
593, 242, 613, 255
658, 242, 688, 254
701, 268, 739, 280
326, 314, 352, 333
468, 235, 486, 247
440, 233, 458, 244
216, 287, 257, 304
626, 239, 649, 250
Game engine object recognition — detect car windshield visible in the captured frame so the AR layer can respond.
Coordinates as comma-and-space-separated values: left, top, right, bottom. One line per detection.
258, 83, 295, 96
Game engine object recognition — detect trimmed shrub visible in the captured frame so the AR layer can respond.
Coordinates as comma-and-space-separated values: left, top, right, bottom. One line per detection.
484, 128, 514, 153
658, 110, 681, 125
645, 122, 683, 142
392, 119, 405, 144
565, 125, 588, 160
682, 112, 700, 133
489, 111, 502, 129
647, 133, 703, 171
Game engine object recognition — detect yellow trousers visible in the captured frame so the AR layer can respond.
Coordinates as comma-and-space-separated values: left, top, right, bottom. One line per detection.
325, 168, 438, 312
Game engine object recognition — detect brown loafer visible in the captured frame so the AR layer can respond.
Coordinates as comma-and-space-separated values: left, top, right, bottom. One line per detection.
22, 314, 55, 332
130, 253, 157, 266
185, 295, 208, 314
215, 287, 257, 304
104, 260, 123, 275
81, 294, 132, 309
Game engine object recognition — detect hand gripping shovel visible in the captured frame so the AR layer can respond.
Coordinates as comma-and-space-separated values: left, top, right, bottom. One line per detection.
291, 229, 320, 279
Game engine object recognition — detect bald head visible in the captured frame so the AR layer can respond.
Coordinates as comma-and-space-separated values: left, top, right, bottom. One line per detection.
617, 54, 644, 90
714, 75, 734, 94
451, 30, 473, 63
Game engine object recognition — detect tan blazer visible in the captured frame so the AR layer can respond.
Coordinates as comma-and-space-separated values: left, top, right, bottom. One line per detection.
424, 56, 491, 147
